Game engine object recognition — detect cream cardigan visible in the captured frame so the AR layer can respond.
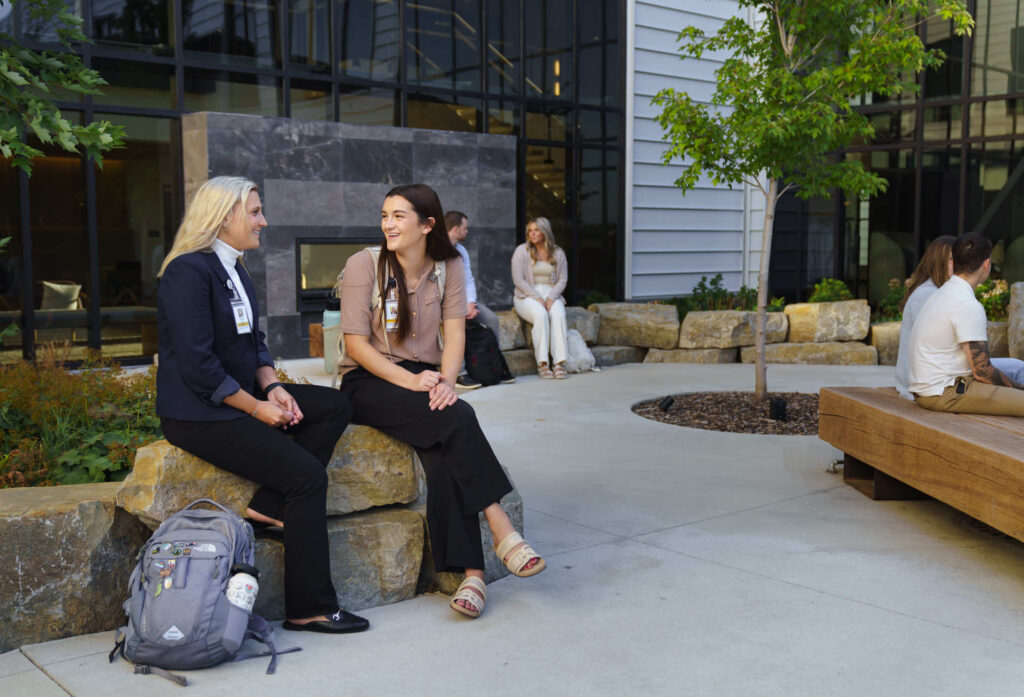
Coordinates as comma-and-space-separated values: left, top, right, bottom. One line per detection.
511, 242, 568, 302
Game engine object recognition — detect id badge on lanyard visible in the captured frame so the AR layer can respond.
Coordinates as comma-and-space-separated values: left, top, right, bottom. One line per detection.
227, 279, 251, 334
384, 287, 398, 333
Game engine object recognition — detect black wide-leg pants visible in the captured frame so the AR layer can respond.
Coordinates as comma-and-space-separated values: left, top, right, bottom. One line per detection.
160, 383, 350, 619
341, 362, 513, 572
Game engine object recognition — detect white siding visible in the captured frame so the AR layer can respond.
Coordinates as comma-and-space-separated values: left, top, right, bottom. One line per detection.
627, 0, 764, 298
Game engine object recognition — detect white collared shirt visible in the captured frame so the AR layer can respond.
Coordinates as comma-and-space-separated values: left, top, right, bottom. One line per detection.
454, 242, 477, 305
212, 238, 253, 328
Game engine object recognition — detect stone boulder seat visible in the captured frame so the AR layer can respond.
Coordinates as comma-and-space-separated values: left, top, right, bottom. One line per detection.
819, 386, 1024, 543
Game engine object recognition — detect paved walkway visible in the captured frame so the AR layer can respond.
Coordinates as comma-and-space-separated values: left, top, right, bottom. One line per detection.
4, 362, 1024, 696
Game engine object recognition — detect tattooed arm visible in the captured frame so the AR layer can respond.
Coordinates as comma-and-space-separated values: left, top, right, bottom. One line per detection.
963, 341, 1024, 388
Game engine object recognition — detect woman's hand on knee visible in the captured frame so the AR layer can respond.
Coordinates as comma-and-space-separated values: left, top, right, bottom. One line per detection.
254, 400, 291, 427
268, 386, 303, 427
428, 381, 459, 411
409, 369, 443, 392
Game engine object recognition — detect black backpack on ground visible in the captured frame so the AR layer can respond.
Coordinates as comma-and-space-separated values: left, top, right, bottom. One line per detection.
465, 321, 510, 386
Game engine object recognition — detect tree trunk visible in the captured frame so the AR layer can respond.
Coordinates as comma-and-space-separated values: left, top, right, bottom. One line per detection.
754, 178, 779, 401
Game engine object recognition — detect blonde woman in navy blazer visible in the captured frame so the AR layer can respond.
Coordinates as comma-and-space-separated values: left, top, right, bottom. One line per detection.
156, 176, 368, 634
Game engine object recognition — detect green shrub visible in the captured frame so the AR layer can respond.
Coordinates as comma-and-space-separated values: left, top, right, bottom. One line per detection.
875, 278, 904, 322
976, 279, 1009, 321
807, 277, 853, 303
656, 274, 785, 320
767, 296, 787, 312
580, 289, 613, 308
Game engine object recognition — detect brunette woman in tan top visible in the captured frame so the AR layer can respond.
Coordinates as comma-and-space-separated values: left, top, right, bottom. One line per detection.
337, 184, 545, 619
511, 217, 569, 378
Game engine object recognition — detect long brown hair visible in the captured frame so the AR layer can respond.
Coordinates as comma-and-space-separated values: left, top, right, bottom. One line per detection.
900, 235, 956, 311
378, 184, 460, 343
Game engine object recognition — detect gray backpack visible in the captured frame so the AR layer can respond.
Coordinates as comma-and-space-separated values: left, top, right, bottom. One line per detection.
109, 499, 298, 686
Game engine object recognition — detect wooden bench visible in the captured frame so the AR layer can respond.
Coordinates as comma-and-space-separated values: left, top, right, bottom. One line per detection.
818, 386, 1024, 543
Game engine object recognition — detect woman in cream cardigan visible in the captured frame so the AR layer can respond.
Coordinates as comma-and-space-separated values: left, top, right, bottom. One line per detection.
511, 217, 569, 379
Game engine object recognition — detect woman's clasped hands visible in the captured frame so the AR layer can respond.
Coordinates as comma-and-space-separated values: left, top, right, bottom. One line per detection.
257, 386, 304, 428
409, 369, 459, 411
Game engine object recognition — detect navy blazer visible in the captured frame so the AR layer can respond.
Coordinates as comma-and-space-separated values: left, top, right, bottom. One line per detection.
156, 250, 274, 421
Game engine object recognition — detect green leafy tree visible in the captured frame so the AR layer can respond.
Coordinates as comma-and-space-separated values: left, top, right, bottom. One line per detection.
653, 0, 972, 400
0, 0, 125, 174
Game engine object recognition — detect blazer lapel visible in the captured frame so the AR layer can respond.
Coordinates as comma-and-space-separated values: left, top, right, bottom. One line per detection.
235, 261, 261, 348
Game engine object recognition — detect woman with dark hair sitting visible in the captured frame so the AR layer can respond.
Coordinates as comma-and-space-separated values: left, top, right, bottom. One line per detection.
337, 183, 545, 618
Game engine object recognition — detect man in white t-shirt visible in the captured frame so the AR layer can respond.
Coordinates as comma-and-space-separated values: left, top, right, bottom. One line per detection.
909, 233, 1024, 414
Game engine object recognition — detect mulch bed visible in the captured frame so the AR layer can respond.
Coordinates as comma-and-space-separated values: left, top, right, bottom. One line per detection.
632, 391, 819, 435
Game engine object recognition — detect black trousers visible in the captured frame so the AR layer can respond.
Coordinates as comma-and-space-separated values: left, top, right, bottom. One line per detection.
161, 383, 350, 619
341, 362, 513, 572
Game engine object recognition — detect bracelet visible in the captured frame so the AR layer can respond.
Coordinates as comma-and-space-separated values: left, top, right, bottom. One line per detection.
264, 381, 286, 394
251, 402, 260, 418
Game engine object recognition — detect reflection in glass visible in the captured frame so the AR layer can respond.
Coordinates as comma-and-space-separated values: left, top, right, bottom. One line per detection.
921, 103, 962, 141
578, 149, 618, 299
971, 3, 1024, 98
184, 69, 282, 116
866, 109, 916, 145
408, 92, 480, 132
91, 0, 172, 55
923, 17, 964, 100
0, 1, 13, 34
488, 100, 519, 136
93, 114, 177, 358
963, 140, 1024, 283
487, 0, 521, 95
579, 0, 617, 106
338, 86, 397, 125
91, 59, 175, 109
579, 109, 619, 145
290, 79, 331, 120
405, 0, 480, 91
289, 0, 331, 72
525, 103, 570, 141
337, 0, 399, 80
298, 242, 368, 291
0, 150, 22, 363
525, 145, 569, 245
183, 0, 281, 67
24, 0, 81, 42
524, 0, 572, 99
921, 145, 961, 238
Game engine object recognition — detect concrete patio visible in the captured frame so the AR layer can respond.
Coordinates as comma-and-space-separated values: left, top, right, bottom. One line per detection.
3, 362, 1024, 696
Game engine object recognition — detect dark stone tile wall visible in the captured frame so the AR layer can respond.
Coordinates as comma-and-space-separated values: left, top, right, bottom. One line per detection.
182, 112, 517, 360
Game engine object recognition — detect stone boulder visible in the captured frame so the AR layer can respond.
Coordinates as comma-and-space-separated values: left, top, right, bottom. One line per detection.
502, 348, 537, 376
784, 300, 871, 342
253, 508, 424, 618
591, 345, 648, 366
740, 341, 877, 365
869, 322, 901, 366
587, 303, 680, 349
989, 321, 1009, 358
119, 425, 419, 528
644, 348, 738, 364
678, 311, 787, 349
0, 483, 150, 651
496, 310, 526, 351
566, 306, 600, 345
1009, 282, 1024, 359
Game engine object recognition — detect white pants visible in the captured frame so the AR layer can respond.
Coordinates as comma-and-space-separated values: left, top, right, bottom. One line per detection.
514, 284, 567, 366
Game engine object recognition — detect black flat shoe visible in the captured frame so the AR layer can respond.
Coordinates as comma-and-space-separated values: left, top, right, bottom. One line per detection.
282, 609, 370, 634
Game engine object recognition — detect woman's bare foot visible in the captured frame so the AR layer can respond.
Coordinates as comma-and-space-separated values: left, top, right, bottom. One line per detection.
483, 504, 541, 572
453, 569, 486, 612
245, 507, 283, 528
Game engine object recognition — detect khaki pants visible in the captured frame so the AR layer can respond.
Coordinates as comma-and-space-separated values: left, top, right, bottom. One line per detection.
915, 376, 1024, 416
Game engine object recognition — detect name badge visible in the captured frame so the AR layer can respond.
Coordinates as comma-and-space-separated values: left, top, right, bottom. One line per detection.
227, 280, 251, 334
384, 298, 399, 332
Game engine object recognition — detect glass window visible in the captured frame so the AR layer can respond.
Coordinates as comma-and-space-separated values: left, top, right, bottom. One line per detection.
404, 0, 481, 91
0, 154, 22, 363
578, 149, 617, 299
921, 103, 962, 141
298, 241, 368, 292
182, 0, 281, 68
579, 108, 619, 146
524, 0, 572, 100
90, 0, 173, 55
93, 113, 178, 359
923, 18, 964, 101
487, 0, 521, 95
23, 0, 81, 43
183, 69, 283, 116
578, 0, 618, 106
525, 103, 570, 141
289, 0, 331, 72
91, 59, 175, 110
971, 4, 1024, 98
407, 92, 481, 132
290, 79, 332, 120
963, 140, 1024, 283
338, 85, 398, 125
337, 0, 399, 80
26, 114, 95, 359
488, 100, 519, 136
525, 144, 570, 249
0, 1, 13, 35
865, 109, 916, 145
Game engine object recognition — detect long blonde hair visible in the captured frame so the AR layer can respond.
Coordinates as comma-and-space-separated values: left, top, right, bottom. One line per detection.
158, 176, 258, 277
526, 216, 559, 263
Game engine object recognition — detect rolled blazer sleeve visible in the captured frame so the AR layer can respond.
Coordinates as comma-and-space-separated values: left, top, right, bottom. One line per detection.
160, 259, 239, 405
